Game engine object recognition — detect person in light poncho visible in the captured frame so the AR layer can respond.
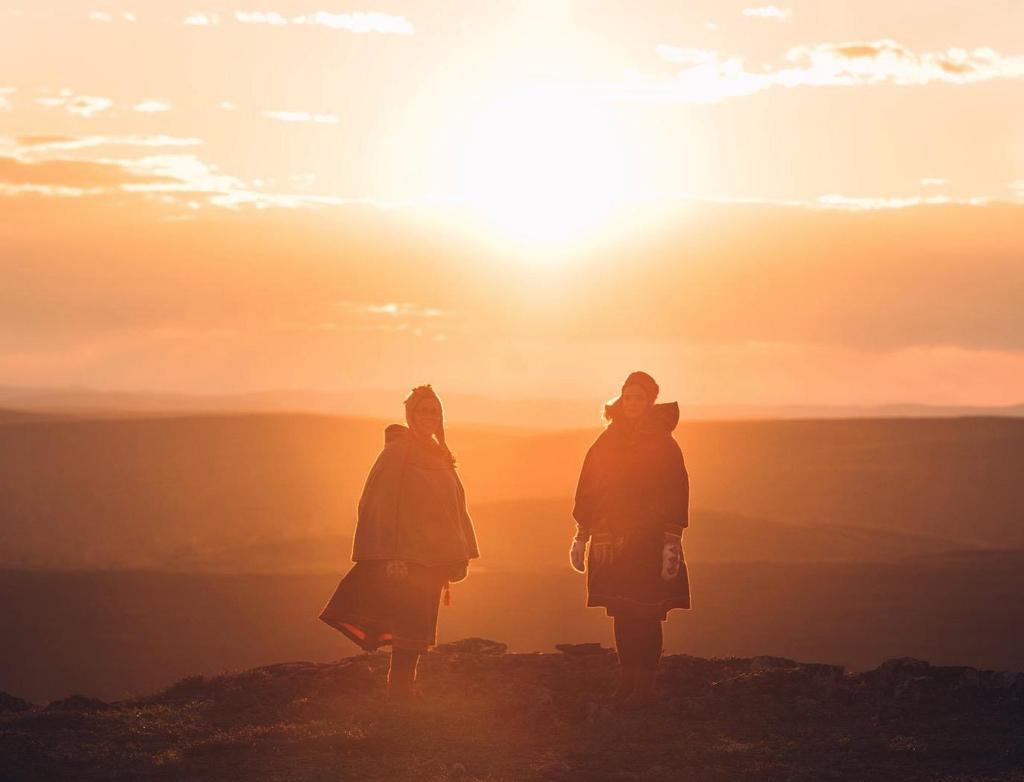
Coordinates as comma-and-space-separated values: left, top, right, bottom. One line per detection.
319, 385, 479, 700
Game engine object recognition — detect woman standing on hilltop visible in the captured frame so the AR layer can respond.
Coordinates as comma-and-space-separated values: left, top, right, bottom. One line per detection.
319, 385, 480, 700
570, 371, 690, 708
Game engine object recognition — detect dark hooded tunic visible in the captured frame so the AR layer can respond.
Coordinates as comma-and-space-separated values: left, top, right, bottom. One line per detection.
573, 402, 690, 619
319, 425, 480, 651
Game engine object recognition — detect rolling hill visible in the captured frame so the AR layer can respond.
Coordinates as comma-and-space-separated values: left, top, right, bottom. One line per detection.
1, 412, 1021, 571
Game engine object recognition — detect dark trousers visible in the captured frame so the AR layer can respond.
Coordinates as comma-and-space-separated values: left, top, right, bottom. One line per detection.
613, 615, 663, 670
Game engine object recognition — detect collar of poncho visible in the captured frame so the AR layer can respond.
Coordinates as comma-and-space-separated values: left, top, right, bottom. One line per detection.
606, 401, 680, 435
384, 424, 453, 467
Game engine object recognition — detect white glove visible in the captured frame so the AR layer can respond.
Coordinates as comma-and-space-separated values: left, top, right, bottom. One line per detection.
569, 539, 587, 573
661, 534, 682, 581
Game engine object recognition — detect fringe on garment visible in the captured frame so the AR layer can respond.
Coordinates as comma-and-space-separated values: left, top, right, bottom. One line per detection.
589, 533, 625, 567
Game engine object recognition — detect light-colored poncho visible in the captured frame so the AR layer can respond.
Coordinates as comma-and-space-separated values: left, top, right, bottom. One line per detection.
351, 424, 480, 565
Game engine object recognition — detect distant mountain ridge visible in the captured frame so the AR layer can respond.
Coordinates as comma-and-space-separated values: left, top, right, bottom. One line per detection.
2, 385, 1023, 429
2, 410, 1023, 572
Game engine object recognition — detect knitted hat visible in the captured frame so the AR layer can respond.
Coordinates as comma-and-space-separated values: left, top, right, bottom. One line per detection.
621, 371, 659, 402
603, 371, 660, 422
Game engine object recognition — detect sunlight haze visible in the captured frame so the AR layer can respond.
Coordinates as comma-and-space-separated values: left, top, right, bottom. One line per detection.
1, 0, 1022, 410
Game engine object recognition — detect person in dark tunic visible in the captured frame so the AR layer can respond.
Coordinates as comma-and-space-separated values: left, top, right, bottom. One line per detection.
319, 385, 480, 700
570, 371, 690, 707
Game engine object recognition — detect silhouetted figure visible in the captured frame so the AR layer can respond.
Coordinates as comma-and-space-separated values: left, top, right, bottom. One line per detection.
319, 385, 480, 700
570, 371, 690, 707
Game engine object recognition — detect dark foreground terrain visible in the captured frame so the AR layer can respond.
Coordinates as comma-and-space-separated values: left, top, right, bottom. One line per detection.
2, 640, 1022, 782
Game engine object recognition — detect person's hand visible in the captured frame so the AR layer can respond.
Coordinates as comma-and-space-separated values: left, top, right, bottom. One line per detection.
661, 534, 682, 581
446, 560, 469, 583
569, 539, 587, 573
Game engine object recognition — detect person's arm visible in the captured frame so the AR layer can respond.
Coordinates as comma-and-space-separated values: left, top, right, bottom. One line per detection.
571, 440, 604, 542
661, 439, 689, 537
446, 560, 469, 582
453, 471, 480, 560
659, 439, 688, 580
569, 438, 604, 573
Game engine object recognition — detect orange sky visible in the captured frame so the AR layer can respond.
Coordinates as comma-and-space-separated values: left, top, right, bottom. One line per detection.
1, 1, 1023, 408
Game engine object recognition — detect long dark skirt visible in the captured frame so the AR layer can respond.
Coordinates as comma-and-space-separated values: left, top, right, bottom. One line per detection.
319, 561, 448, 652
587, 524, 690, 620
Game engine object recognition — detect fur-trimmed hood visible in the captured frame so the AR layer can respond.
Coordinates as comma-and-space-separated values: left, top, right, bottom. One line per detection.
604, 400, 680, 433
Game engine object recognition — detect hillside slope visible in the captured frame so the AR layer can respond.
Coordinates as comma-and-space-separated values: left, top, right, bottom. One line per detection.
1, 413, 1021, 569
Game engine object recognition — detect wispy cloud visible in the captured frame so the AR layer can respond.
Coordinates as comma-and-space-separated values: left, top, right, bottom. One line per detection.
742, 6, 791, 19
13, 135, 203, 153
0, 156, 182, 189
263, 110, 339, 124
293, 11, 414, 34
0, 87, 13, 111
921, 178, 946, 187
234, 11, 288, 25
332, 301, 452, 337
66, 95, 113, 117
366, 302, 445, 318
111, 154, 241, 193
0, 183, 98, 198
30, 91, 175, 118
231, 10, 414, 34
814, 193, 990, 210
133, 100, 172, 113
630, 39, 1024, 103
184, 12, 220, 26
785, 41, 1024, 85
0, 145, 388, 211
0, 131, 405, 214
35, 92, 114, 117
89, 10, 136, 22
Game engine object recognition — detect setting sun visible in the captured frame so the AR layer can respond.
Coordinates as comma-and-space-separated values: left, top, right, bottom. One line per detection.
453, 88, 628, 254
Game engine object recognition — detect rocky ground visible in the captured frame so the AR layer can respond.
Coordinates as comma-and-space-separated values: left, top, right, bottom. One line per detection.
2, 639, 1023, 781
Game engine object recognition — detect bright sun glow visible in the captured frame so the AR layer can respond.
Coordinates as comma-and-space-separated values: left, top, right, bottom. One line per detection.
454, 89, 628, 258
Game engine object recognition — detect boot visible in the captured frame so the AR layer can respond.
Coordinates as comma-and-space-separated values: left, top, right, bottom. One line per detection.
387, 648, 419, 702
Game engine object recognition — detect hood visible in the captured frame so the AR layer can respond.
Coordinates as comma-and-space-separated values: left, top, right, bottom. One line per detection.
605, 400, 679, 433
384, 423, 411, 444
653, 401, 681, 431
383, 423, 454, 466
